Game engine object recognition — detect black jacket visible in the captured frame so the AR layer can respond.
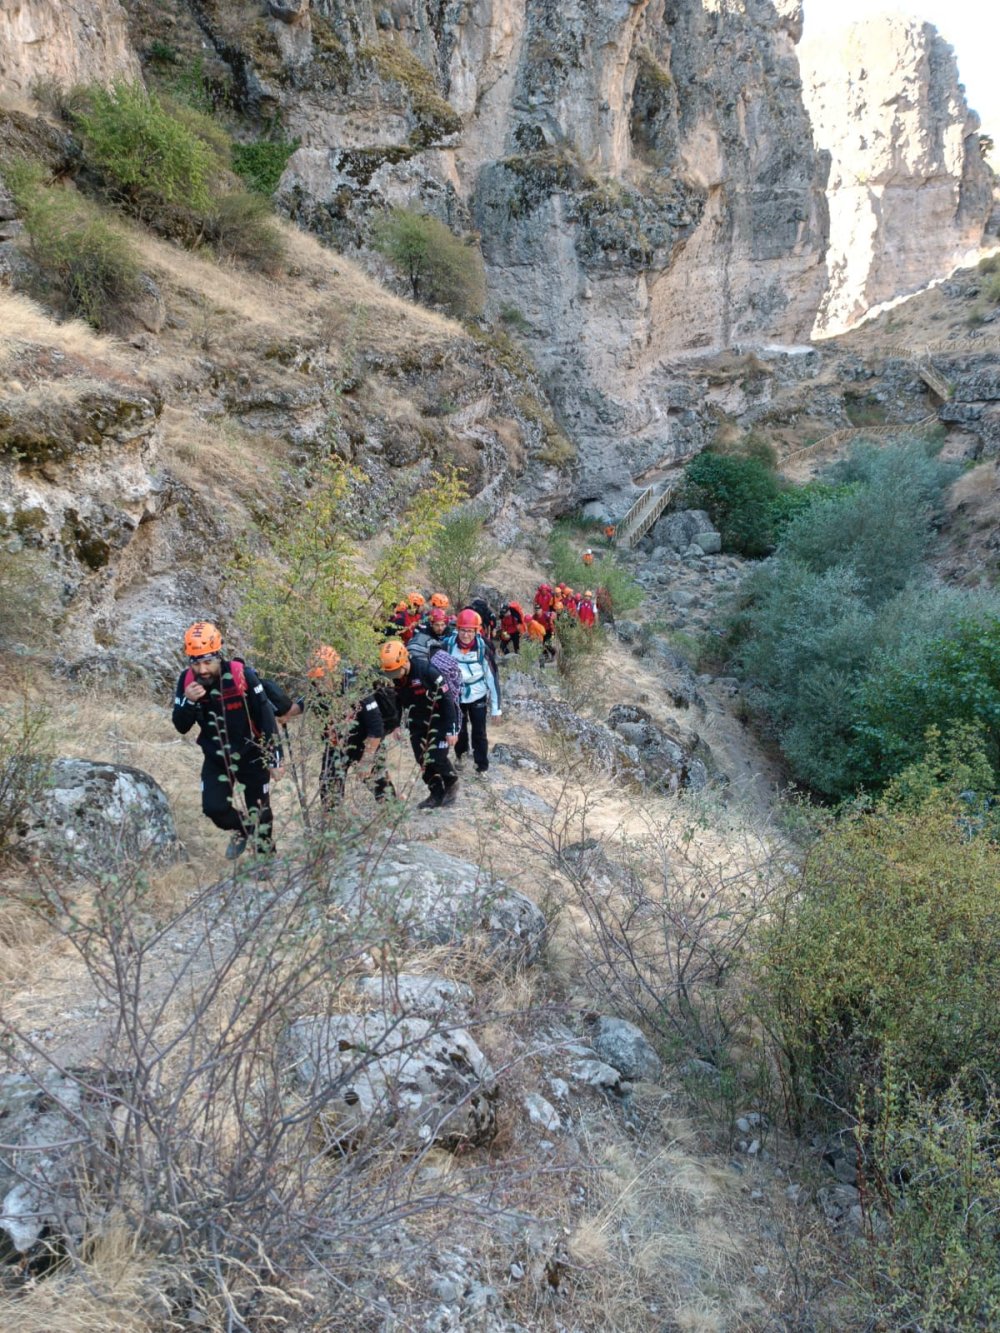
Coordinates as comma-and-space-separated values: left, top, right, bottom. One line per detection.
393, 656, 460, 734
172, 659, 282, 765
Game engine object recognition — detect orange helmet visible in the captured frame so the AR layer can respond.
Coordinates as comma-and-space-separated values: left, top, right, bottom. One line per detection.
407, 592, 425, 609
394, 601, 408, 613
379, 640, 410, 674
184, 621, 222, 657
307, 644, 341, 680
553, 599, 564, 612
430, 593, 450, 609
455, 609, 479, 630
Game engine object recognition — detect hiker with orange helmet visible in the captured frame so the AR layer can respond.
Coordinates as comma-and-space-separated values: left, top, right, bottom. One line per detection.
379, 638, 460, 809
172, 621, 284, 860
442, 609, 501, 775
582, 548, 594, 567
280, 646, 397, 807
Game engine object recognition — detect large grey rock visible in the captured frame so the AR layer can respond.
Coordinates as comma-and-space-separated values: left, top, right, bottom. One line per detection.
356, 973, 474, 1019
0, 1070, 124, 1256
332, 842, 546, 966
23, 758, 182, 874
650, 510, 720, 554
506, 681, 643, 784
606, 704, 710, 791
585, 1016, 662, 1083
286, 1013, 497, 1149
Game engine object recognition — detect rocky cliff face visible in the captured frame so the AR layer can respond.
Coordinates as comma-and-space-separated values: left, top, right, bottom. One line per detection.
800, 16, 994, 337
260, 0, 830, 499
0, 0, 140, 95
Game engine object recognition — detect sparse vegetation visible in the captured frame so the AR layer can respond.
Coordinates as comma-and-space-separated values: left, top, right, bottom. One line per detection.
232, 135, 300, 196
0, 700, 52, 862
3, 159, 143, 330
426, 511, 498, 609
372, 208, 486, 318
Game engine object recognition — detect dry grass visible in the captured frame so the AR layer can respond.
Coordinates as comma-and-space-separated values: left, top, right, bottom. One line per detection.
157, 403, 290, 511
0, 289, 135, 376
0, 1222, 166, 1332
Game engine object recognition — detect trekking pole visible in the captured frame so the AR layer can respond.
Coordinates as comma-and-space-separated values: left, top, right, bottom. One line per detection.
281, 723, 312, 833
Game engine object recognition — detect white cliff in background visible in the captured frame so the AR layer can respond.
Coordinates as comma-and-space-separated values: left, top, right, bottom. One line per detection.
800, 15, 993, 337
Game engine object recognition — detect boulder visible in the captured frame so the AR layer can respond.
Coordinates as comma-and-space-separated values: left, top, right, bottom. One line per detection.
286, 1013, 497, 1149
606, 704, 709, 791
650, 509, 720, 554
490, 743, 550, 774
0, 1070, 125, 1257
506, 679, 643, 784
23, 758, 182, 874
585, 1015, 662, 1082
332, 842, 546, 966
356, 973, 474, 1019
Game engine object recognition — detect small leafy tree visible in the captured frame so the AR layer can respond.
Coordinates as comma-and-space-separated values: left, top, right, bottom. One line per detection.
3, 159, 143, 329
681, 452, 785, 556
75, 82, 216, 221
426, 512, 497, 609
232, 460, 465, 677
372, 208, 486, 318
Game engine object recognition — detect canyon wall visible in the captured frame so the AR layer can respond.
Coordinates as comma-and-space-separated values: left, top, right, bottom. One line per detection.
800, 15, 993, 336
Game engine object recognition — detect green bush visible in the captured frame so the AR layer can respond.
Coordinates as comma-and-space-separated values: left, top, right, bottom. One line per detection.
426, 513, 497, 609
205, 191, 286, 273
372, 208, 486, 319
858, 1080, 1000, 1330
757, 738, 1000, 1126
680, 452, 785, 556
75, 81, 216, 222
232, 137, 299, 196
851, 613, 1000, 788
5, 160, 143, 329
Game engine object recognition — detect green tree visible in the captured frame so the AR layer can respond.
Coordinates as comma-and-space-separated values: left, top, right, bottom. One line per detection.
75, 82, 217, 221
372, 208, 486, 318
232, 460, 465, 677
426, 512, 497, 610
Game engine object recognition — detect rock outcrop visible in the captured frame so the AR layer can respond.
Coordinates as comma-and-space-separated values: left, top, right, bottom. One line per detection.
0, 0, 140, 95
800, 16, 994, 336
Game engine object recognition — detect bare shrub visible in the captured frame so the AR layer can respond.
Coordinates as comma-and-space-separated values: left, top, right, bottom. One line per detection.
0, 699, 52, 863
0, 813, 524, 1327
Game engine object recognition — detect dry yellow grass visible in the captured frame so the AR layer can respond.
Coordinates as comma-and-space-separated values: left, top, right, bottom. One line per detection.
0, 1222, 166, 1332
0, 290, 134, 376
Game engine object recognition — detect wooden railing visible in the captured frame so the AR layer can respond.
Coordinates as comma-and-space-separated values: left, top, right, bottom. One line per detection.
616, 478, 681, 549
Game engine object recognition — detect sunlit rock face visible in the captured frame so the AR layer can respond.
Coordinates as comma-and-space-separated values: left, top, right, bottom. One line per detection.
0, 0, 141, 94
800, 15, 994, 337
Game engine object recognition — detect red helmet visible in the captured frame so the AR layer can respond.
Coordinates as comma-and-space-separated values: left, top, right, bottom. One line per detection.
455, 609, 479, 630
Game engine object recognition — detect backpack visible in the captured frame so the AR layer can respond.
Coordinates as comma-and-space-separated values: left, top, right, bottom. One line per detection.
429, 649, 463, 703
469, 597, 496, 635
181, 658, 287, 737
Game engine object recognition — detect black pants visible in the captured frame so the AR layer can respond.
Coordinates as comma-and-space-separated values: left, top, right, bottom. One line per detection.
320, 737, 392, 806
409, 711, 456, 801
201, 752, 274, 852
500, 633, 520, 655
455, 698, 490, 771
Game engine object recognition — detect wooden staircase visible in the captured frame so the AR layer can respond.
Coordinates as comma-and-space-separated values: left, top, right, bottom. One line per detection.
615, 478, 681, 549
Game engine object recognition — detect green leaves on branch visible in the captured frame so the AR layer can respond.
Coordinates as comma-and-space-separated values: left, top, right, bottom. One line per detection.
232, 459, 465, 677
426, 513, 497, 610
372, 208, 486, 319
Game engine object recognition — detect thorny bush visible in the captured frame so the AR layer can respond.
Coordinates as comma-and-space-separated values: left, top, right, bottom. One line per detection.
0, 803, 533, 1329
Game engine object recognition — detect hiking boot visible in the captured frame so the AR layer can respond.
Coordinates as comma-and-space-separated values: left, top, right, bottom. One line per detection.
441, 781, 460, 806
474, 768, 488, 778
225, 834, 248, 861
417, 793, 444, 810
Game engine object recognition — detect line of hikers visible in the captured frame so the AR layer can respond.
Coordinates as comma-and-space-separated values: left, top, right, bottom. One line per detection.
172, 594, 516, 861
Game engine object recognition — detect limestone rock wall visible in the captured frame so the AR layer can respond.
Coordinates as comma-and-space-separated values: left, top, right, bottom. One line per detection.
267, 0, 829, 498
0, 0, 140, 95
800, 16, 994, 336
